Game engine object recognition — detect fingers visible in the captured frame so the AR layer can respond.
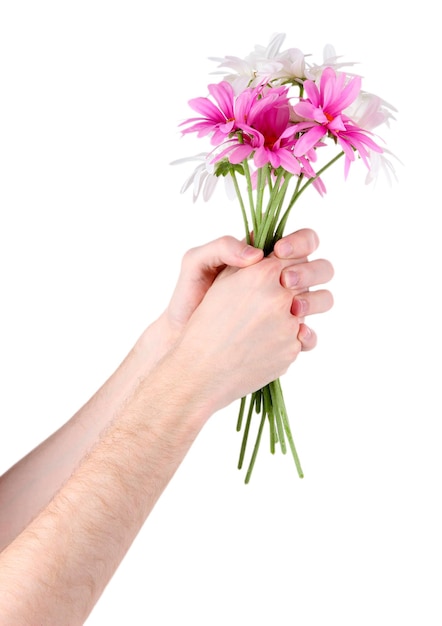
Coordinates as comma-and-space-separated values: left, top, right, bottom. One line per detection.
291, 289, 334, 317
273, 231, 333, 353
297, 324, 317, 352
273, 228, 320, 260
280, 258, 334, 292
166, 236, 264, 330
283, 258, 334, 318
182, 236, 263, 277
275, 233, 334, 324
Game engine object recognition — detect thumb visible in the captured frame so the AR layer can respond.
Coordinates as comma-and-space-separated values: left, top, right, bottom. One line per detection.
167, 236, 263, 328
194, 235, 263, 270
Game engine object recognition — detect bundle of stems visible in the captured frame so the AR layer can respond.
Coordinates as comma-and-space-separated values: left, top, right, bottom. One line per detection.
230, 152, 343, 482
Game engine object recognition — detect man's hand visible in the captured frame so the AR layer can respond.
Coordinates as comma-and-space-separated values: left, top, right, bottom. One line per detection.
160, 228, 333, 352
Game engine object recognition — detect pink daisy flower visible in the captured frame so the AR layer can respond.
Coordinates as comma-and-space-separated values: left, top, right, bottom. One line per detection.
180, 81, 236, 146
215, 84, 303, 176
293, 67, 383, 176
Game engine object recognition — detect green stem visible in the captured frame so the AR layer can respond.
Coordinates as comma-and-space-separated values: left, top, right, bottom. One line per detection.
237, 152, 348, 484
254, 166, 266, 232
272, 379, 303, 478
266, 174, 292, 253
243, 160, 257, 235
245, 411, 267, 484
263, 385, 275, 454
255, 169, 286, 251
238, 392, 257, 470
236, 396, 247, 431
269, 380, 286, 454
230, 170, 251, 244
255, 389, 262, 414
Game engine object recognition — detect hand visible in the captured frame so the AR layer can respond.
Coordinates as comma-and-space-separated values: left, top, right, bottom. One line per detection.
171, 253, 310, 413
161, 229, 333, 349
164, 236, 263, 336
139, 228, 333, 376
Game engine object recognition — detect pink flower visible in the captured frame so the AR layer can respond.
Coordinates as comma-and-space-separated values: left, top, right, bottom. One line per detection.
215, 84, 303, 175
180, 81, 236, 145
293, 67, 383, 176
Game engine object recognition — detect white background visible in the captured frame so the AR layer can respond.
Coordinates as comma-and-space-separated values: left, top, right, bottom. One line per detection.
0, 2, 440, 625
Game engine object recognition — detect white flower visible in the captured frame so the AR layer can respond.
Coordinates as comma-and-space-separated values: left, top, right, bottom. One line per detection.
344, 90, 400, 185
305, 44, 360, 81
209, 32, 293, 92
365, 149, 400, 186
171, 153, 235, 203
210, 34, 363, 93
266, 45, 306, 85
346, 90, 397, 131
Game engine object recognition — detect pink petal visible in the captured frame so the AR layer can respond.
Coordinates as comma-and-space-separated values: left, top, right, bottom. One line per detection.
208, 81, 235, 118
303, 79, 320, 107
293, 125, 326, 157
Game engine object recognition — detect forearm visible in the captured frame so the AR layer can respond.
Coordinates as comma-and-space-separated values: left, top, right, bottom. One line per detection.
0, 314, 174, 551
0, 350, 210, 626
0, 228, 334, 624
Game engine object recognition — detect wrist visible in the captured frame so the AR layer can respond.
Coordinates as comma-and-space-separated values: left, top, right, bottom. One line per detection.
133, 312, 180, 375
161, 336, 232, 424
121, 346, 215, 455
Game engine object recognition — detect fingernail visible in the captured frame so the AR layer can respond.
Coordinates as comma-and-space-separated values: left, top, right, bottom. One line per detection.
241, 245, 261, 259
299, 324, 312, 340
293, 298, 307, 315
283, 270, 299, 287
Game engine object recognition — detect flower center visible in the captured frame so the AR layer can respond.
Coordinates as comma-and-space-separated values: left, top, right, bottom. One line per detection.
264, 133, 278, 149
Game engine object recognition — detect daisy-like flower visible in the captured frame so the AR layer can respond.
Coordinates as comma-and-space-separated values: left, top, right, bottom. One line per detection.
346, 90, 397, 131
216, 84, 303, 175
304, 43, 359, 81
181, 81, 306, 177
344, 90, 399, 184
293, 67, 383, 177
364, 148, 399, 185
270, 45, 306, 86
170, 153, 220, 202
209, 32, 288, 92
180, 81, 236, 145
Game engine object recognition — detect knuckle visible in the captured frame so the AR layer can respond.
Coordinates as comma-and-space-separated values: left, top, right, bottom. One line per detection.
181, 246, 199, 267
217, 234, 237, 249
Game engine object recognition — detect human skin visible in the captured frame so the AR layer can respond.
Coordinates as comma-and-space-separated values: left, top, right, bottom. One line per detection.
0, 228, 333, 625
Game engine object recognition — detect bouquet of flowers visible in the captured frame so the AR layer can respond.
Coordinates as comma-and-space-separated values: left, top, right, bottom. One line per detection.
175, 33, 397, 483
